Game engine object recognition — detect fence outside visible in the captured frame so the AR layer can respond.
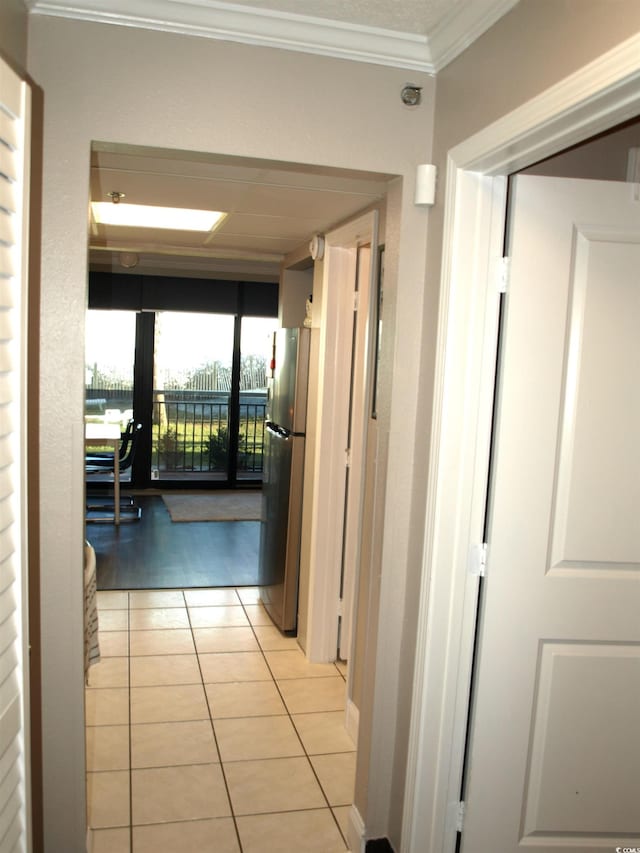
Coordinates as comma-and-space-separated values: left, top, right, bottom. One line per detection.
85, 390, 267, 478
152, 392, 266, 475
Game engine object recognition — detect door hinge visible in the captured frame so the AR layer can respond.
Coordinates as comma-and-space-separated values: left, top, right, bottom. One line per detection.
353, 290, 359, 311
456, 801, 466, 833
468, 542, 487, 577
345, 447, 352, 468
337, 597, 344, 618
498, 256, 510, 294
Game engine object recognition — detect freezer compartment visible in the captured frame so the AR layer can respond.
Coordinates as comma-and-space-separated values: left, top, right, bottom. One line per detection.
267, 327, 310, 434
258, 424, 306, 633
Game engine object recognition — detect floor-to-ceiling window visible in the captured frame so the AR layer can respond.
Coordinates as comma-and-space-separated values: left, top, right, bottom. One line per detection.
85, 273, 278, 488
238, 316, 278, 482
85, 309, 137, 484
152, 311, 237, 482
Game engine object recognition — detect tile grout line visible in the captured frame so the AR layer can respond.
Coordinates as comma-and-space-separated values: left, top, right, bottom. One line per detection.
186, 587, 245, 853
94, 586, 351, 850
237, 592, 350, 849
127, 591, 134, 853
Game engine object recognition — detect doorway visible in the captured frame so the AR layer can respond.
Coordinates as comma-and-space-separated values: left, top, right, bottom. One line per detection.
402, 51, 640, 853
83, 150, 388, 848
461, 171, 640, 851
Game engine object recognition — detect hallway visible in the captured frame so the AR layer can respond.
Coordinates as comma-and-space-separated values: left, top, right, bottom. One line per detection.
85, 586, 354, 852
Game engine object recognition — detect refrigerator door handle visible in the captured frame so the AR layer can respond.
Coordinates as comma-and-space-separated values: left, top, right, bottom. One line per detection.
266, 421, 291, 440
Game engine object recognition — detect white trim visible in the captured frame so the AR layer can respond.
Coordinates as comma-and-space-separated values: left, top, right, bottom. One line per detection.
26, 0, 516, 72
455, 32, 640, 174
18, 74, 33, 853
427, 0, 518, 72
28, 0, 432, 71
304, 211, 377, 663
348, 802, 366, 853
0, 55, 32, 853
345, 697, 360, 747
339, 241, 376, 664
403, 31, 640, 853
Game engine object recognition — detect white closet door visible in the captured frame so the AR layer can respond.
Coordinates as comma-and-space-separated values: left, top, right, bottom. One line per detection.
461, 174, 640, 852
0, 56, 32, 853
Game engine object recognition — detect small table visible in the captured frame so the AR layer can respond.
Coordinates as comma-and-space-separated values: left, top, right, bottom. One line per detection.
85, 422, 121, 525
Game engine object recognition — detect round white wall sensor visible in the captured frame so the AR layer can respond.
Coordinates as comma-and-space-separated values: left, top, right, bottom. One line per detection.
309, 234, 325, 260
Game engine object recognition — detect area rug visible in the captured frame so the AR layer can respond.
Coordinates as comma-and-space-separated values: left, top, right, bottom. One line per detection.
162, 491, 262, 522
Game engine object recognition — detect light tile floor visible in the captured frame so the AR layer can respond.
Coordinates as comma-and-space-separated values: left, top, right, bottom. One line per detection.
86, 587, 354, 853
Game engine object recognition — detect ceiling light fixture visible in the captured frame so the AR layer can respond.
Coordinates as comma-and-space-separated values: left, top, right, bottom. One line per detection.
91, 199, 227, 232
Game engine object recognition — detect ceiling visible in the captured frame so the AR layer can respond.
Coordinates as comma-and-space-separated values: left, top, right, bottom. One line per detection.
88, 145, 393, 280
29, 0, 520, 280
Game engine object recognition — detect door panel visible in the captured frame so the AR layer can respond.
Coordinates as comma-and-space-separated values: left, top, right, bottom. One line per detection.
461, 175, 640, 852
551, 235, 640, 569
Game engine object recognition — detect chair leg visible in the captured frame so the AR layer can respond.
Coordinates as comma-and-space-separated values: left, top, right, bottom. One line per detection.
86, 505, 142, 524
86, 494, 142, 523
86, 495, 136, 510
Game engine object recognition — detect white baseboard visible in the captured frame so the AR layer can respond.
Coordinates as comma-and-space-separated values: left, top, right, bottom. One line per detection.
347, 802, 366, 853
345, 697, 359, 746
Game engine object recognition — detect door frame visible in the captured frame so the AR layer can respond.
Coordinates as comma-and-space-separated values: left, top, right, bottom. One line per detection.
304, 210, 378, 662
339, 242, 374, 665
402, 32, 640, 853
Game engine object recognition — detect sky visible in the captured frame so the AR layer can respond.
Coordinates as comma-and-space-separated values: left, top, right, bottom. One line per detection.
86, 310, 276, 380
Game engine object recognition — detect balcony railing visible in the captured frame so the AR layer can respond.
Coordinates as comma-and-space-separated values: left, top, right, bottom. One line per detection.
85, 389, 266, 479
151, 391, 266, 476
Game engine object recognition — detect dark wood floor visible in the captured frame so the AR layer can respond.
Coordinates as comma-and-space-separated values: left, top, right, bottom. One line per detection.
87, 494, 260, 590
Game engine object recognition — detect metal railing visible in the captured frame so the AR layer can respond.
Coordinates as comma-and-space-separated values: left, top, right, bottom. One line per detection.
151, 391, 266, 475
85, 389, 267, 478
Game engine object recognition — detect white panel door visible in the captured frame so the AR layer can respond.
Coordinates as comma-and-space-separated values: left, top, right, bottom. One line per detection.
461, 175, 640, 853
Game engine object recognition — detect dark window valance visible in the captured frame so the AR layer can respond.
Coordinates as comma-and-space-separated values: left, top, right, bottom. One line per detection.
88, 272, 278, 317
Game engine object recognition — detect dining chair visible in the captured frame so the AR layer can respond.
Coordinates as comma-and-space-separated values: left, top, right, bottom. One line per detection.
86, 423, 143, 523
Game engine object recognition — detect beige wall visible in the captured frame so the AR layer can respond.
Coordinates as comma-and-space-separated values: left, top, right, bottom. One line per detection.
524, 118, 640, 180
0, 0, 28, 71
435, 0, 640, 155
26, 16, 435, 850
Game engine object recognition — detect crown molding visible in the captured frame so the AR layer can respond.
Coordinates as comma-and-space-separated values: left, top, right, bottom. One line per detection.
27, 0, 433, 72
27, 0, 518, 73
428, 0, 519, 71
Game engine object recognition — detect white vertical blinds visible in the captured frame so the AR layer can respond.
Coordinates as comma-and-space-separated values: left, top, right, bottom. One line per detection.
0, 56, 31, 853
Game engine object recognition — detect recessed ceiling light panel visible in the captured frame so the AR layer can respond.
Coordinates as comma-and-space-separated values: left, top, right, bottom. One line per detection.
91, 202, 227, 232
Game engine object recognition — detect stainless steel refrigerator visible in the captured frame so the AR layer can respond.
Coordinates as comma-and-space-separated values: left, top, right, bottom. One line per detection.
259, 327, 311, 633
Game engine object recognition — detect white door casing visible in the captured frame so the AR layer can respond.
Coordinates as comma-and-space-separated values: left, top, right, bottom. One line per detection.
402, 32, 640, 853
0, 56, 32, 853
461, 174, 640, 852
340, 242, 374, 664
304, 210, 378, 663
